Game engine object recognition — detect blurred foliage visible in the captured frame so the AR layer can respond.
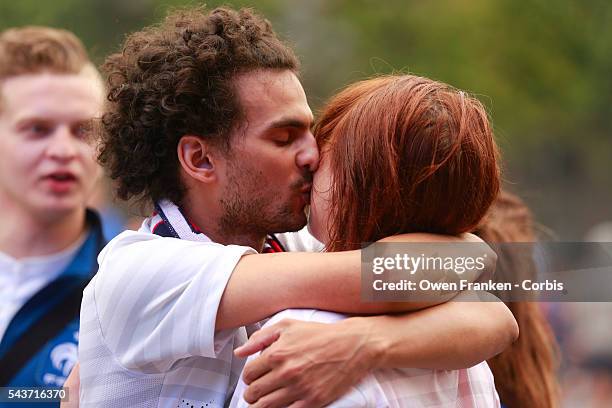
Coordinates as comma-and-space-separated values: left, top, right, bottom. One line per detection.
1, 0, 610, 237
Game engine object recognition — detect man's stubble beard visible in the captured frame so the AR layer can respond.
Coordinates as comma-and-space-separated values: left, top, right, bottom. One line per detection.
219, 164, 307, 238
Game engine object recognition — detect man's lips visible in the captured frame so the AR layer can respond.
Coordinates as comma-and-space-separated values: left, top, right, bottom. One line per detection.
41, 171, 79, 193
298, 183, 312, 205
299, 183, 312, 194
42, 171, 78, 182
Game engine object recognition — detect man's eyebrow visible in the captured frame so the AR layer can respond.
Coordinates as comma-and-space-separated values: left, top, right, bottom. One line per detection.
267, 117, 313, 130
15, 116, 52, 128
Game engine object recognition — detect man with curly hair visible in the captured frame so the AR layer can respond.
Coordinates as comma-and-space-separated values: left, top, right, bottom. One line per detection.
75, 6, 517, 408
0, 26, 105, 398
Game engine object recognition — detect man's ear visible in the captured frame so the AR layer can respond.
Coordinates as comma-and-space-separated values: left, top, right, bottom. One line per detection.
177, 135, 219, 183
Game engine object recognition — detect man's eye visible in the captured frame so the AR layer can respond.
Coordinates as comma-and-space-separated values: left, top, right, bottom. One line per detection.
274, 138, 290, 146
27, 123, 51, 137
73, 123, 92, 140
273, 132, 294, 146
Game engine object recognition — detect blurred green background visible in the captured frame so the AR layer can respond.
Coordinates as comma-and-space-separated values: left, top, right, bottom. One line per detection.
2, 0, 610, 239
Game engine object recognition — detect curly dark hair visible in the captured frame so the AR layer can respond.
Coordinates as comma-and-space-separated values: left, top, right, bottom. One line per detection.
98, 6, 299, 206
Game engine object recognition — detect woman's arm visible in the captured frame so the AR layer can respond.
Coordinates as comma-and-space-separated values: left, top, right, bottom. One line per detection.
235, 292, 518, 407
217, 233, 495, 330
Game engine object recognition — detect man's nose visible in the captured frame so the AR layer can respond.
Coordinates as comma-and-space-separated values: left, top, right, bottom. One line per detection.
46, 127, 78, 161
296, 131, 320, 173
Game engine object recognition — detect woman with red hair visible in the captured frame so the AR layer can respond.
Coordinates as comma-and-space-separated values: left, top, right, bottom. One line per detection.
309, 74, 499, 247
233, 74, 505, 407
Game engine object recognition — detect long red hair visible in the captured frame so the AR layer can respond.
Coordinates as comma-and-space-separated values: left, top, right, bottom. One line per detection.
314, 74, 500, 251
476, 191, 561, 408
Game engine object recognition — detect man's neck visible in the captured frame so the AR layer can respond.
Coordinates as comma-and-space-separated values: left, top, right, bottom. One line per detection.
0, 200, 87, 259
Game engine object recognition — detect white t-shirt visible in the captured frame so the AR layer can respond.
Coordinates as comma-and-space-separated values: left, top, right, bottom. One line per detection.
230, 309, 501, 408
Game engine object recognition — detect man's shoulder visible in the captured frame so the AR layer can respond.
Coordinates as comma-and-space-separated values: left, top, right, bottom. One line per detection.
106, 229, 164, 247
99, 229, 248, 257
100, 229, 209, 255
95, 229, 255, 282
96, 229, 163, 263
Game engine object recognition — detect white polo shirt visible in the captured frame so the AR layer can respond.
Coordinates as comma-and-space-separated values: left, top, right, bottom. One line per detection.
78, 218, 256, 407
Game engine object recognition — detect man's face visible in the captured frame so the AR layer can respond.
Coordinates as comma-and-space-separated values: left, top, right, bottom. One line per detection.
218, 69, 319, 236
0, 72, 102, 221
